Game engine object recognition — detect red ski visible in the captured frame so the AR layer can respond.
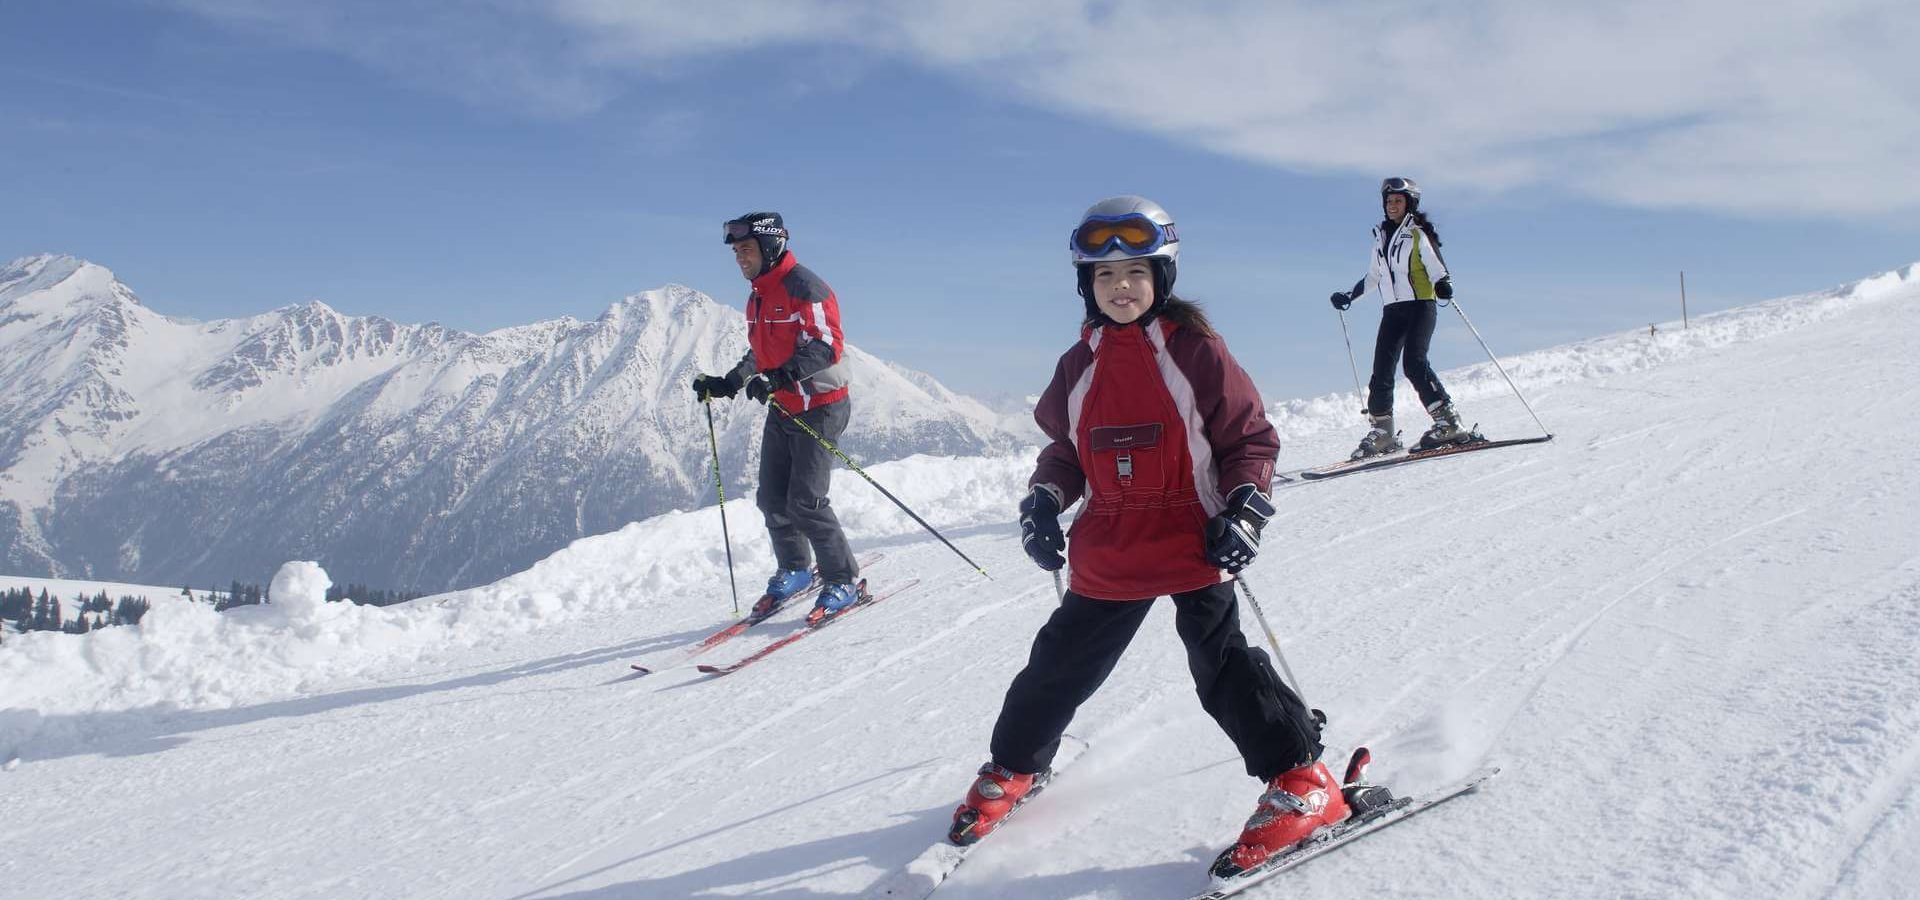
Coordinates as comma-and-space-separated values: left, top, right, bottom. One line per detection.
696, 578, 920, 677
630, 553, 883, 675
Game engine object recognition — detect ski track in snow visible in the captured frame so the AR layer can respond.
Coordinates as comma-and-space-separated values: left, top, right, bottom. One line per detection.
2, 268, 1918, 899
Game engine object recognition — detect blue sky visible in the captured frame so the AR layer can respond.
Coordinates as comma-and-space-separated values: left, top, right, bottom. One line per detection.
4, 0, 1916, 401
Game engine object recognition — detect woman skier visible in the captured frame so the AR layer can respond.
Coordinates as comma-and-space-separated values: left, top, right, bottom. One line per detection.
1329, 177, 1477, 459
947, 196, 1350, 880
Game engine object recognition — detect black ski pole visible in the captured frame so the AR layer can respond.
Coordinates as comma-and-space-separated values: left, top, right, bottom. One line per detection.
703, 398, 742, 616
764, 396, 991, 581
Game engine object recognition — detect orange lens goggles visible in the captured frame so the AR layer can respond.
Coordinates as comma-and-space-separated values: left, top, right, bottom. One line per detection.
1072, 214, 1173, 256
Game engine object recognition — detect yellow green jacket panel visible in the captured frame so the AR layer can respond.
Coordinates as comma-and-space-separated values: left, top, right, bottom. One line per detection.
1364, 217, 1449, 305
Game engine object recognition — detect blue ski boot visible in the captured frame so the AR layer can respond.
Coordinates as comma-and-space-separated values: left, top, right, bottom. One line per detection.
805, 581, 865, 627
751, 568, 816, 619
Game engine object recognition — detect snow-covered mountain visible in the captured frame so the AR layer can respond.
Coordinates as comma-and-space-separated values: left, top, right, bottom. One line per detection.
2, 262, 1913, 899
0, 254, 1030, 592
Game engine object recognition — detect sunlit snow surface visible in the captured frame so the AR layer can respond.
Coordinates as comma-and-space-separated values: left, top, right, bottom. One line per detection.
2, 264, 1915, 899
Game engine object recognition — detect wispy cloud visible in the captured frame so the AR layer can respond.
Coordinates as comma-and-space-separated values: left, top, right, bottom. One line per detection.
170, 0, 1920, 217
1, 64, 226, 112
169, 0, 621, 117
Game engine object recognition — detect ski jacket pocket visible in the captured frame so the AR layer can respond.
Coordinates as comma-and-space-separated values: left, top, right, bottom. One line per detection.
1085, 423, 1168, 511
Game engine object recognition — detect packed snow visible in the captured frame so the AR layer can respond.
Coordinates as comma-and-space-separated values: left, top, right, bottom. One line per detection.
1, 263, 1915, 899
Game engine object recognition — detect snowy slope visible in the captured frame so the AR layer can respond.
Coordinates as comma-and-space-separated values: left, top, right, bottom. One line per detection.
0, 254, 1028, 593
1, 263, 1915, 899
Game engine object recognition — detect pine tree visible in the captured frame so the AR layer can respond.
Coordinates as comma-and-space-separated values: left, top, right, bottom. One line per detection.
114, 595, 151, 626
1, 587, 25, 623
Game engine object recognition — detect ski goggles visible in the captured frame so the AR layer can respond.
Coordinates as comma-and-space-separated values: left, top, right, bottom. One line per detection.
1070, 214, 1177, 258
1380, 177, 1416, 193
723, 219, 787, 244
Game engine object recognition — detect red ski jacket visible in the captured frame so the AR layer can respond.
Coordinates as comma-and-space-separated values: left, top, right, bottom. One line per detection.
1030, 317, 1278, 600
727, 252, 849, 412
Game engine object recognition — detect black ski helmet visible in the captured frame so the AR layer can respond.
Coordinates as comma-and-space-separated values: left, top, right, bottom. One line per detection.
1070, 195, 1178, 322
723, 212, 789, 275
1381, 176, 1421, 214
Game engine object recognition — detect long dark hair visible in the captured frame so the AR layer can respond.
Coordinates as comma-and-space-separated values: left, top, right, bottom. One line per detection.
1081, 295, 1215, 337
1383, 210, 1442, 248
1077, 257, 1214, 335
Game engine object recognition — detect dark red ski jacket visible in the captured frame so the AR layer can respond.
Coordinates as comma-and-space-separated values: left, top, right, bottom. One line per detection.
1030, 317, 1278, 600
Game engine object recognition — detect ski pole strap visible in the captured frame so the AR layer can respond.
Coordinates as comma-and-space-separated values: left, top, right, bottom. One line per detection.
765, 397, 993, 581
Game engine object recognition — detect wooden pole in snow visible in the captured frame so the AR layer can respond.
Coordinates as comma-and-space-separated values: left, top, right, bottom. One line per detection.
1680, 271, 1690, 329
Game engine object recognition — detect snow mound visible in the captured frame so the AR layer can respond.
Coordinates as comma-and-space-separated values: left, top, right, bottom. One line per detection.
0, 453, 1032, 756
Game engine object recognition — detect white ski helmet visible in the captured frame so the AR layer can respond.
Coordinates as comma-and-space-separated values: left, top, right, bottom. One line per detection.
1070, 195, 1179, 306
1070, 195, 1179, 266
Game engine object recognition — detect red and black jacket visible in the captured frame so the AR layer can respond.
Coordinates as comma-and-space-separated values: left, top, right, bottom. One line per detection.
727, 252, 849, 411
1030, 317, 1278, 600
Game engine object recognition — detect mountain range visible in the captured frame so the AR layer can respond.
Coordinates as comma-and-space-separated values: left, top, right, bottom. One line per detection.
0, 254, 1030, 592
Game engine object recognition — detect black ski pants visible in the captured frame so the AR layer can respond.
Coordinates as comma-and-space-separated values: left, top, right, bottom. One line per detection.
756, 400, 858, 584
1367, 299, 1450, 417
989, 582, 1323, 781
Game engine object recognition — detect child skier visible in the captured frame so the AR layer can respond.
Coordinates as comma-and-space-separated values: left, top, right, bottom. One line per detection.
948, 196, 1349, 879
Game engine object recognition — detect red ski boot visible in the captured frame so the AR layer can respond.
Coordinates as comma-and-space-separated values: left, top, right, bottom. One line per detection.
1209, 759, 1351, 880
948, 762, 1043, 846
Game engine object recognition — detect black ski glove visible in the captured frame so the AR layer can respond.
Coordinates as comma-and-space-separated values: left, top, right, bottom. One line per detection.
744, 370, 790, 404
693, 372, 741, 401
1204, 484, 1276, 573
1329, 291, 1353, 311
1434, 277, 1453, 301
1018, 486, 1066, 572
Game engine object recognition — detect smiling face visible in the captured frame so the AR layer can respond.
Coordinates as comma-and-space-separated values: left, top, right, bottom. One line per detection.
1088, 258, 1156, 324
732, 238, 763, 280
1384, 193, 1408, 223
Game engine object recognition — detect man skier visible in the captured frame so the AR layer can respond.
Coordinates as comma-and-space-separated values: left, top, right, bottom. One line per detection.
692, 212, 862, 625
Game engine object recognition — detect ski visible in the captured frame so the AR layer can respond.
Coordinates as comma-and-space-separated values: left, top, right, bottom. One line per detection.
630, 553, 883, 675
1184, 766, 1501, 900
694, 577, 920, 677
1297, 435, 1553, 481
861, 736, 1091, 900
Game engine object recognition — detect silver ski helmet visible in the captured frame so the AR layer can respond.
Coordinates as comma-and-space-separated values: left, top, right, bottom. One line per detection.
1070, 195, 1178, 307
723, 211, 788, 275
1380, 176, 1421, 213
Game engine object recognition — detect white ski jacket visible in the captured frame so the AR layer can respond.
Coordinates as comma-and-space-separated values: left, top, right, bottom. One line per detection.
1364, 216, 1449, 305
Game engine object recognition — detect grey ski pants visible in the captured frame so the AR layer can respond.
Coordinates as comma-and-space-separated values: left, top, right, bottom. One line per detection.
756, 400, 859, 584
